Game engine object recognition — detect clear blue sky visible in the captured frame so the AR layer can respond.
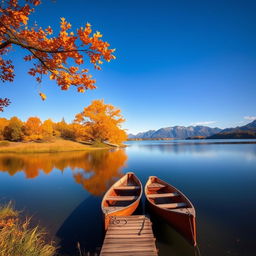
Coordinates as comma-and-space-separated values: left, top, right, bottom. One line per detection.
1, 0, 256, 134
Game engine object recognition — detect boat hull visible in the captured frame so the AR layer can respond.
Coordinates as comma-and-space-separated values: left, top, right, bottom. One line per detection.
101, 172, 142, 230
147, 199, 196, 246
145, 176, 197, 246
103, 199, 140, 228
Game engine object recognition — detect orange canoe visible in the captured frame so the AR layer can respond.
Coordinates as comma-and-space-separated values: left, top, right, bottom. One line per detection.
101, 172, 142, 230
145, 176, 197, 246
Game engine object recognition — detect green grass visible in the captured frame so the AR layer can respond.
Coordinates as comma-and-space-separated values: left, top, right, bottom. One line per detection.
0, 203, 56, 256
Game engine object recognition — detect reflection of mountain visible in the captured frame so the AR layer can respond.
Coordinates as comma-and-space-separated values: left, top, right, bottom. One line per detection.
0, 149, 127, 196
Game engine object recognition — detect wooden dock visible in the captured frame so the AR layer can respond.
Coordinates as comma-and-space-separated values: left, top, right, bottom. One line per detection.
100, 215, 158, 256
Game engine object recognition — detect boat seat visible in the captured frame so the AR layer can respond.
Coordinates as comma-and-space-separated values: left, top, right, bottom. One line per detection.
148, 192, 179, 198
147, 183, 166, 189
157, 202, 187, 209
104, 206, 124, 212
106, 196, 138, 201
114, 186, 140, 190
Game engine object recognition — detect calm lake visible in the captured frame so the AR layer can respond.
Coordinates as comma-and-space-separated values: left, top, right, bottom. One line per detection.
0, 139, 256, 256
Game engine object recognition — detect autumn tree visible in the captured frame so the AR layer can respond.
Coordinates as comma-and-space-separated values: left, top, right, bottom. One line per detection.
0, 0, 115, 110
0, 117, 9, 139
75, 99, 127, 145
23, 116, 42, 141
3, 116, 23, 141
70, 122, 88, 141
41, 118, 54, 141
55, 118, 73, 139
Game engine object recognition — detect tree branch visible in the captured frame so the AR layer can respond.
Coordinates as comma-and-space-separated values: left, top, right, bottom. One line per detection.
0, 40, 11, 50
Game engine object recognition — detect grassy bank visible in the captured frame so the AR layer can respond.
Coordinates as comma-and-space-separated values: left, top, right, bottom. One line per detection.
0, 203, 56, 256
0, 138, 114, 153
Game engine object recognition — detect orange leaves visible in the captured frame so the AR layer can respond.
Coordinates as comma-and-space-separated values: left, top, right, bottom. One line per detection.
45, 26, 53, 35
28, 0, 41, 6
60, 17, 72, 31
24, 55, 33, 61
77, 87, 85, 93
18, 13, 28, 24
0, 58, 14, 82
0, 0, 115, 110
39, 92, 46, 101
23, 116, 43, 141
69, 66, 79, 74
0, 98, 11, 112
75, 100, 127, 145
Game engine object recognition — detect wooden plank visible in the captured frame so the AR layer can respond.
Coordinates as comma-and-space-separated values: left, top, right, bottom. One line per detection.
108, 227, 152, 231
157, 202, 187, 209
106, 196, 138, 201
101, 253, 157, 256
109, 222, 151, 227
114, 186, 140, 190
103, 238, 156, 244
102, 244, 157, 249
101, 247, 157, 253
104, 206, 125, 211
147, 183, 165, 188
111, 215, 145, 219
102, 243, 156, 247
148, 192, 179, 198
102, 245, 156, 251
106, 231, 153, 235
105, 234, 155, 238
110, 219, 149, 223
108, 224, 152, 228
100, 215, 157, 256
103, 238, 156, 242
109, 221, 151, 225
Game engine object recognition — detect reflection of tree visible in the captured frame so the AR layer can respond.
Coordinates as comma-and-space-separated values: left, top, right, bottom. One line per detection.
73, 150, 127, 195
0, 149, 127, 195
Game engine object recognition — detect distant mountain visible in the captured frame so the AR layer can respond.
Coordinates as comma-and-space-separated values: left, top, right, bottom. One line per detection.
207, 120, 256, 139
129, 125, 222, 139
128, 130, 156, 139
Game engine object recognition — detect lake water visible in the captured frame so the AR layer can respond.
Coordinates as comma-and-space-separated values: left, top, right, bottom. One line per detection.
0, 139, 256, 256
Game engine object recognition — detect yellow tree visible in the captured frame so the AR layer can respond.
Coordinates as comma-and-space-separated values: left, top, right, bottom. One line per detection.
70, 122, 89, 141
0, 0, 115, 110
75, 99, 127, 145
23, 116, 42, 141
3, 116, 23, 141
0, 117, 9, 139
41, 119, 54, 141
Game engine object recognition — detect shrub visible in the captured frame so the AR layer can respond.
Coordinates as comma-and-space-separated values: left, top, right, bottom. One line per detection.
0, 203, 56, 256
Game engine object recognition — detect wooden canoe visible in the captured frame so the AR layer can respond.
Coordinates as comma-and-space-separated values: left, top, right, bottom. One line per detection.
145, 176, 197, 246
101, 172, 142, 230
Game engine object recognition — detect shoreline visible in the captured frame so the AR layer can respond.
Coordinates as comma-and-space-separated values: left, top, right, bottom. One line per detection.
0, 139, 120, 154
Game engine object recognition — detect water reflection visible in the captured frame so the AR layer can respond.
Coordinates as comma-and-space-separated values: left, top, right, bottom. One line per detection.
1, 140, 256, 255
0, 149, 127, 195
128, 140, 256, 159
73, 150, 127, 195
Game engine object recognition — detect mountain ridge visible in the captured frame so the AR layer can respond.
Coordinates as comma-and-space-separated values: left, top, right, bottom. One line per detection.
207, 120, 256, 139
129, 120, 256, 140
129, 125, 222, 139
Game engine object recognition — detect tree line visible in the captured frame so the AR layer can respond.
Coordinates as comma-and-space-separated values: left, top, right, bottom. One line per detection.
0, 100, 127, 145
